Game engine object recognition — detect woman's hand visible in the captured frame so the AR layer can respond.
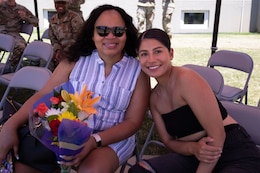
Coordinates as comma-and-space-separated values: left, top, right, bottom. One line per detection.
194, 137, 222, 163
58, 135, 96, 167
0, 123, 19, 164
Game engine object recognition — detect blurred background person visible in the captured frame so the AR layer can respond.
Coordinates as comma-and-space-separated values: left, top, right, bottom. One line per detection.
162, 0, 174, 39
68, 0, 85, 19
49, 0, 84, 70
0, 0, 38, 71
136, 0, 155, 35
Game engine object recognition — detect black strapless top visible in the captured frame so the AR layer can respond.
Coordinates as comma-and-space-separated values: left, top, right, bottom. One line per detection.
162, 99, 227, 139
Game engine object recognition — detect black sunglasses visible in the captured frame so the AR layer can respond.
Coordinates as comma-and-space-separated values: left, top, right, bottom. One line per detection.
95, 26, 127, 37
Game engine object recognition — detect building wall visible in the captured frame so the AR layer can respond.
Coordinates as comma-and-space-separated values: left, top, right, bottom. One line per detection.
16, 0, 259, 33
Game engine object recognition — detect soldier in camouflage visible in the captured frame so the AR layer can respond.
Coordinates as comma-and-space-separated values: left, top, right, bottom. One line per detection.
162, 0, 174, 38
68, 0, 85, 19
136, 0, 155, 35
0, 0, 38, 71
49, 0, 84, 70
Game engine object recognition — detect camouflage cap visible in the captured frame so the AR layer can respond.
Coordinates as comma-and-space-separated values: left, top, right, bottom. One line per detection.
54, 0, 69, 2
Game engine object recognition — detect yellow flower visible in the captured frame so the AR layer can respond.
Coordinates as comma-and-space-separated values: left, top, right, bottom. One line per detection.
61, 90, 71, 103
58, 111, 78, 121
70, 85, 101, 114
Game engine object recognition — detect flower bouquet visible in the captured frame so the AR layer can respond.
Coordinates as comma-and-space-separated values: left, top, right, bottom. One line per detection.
29, 81, 101, 173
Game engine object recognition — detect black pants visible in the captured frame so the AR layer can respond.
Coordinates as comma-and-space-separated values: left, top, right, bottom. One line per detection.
17, 126, 59, 173
129, 124, 260, 173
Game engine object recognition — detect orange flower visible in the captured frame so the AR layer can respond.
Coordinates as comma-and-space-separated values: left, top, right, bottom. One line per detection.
70, 85, 101, 115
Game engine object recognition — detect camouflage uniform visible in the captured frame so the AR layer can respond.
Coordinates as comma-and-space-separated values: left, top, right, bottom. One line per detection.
0, 2, 38, 70
68, 0, 85, 19
137, 0, 155, 35
162, 0, 175, 38
49, 10, 84, 69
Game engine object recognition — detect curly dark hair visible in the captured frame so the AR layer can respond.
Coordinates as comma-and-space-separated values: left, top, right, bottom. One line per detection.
67, 4, 138, 62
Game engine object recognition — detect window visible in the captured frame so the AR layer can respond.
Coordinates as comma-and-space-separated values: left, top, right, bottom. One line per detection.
43, 10, 57, 28
181, 11, 209, 29
184, 13, 204, 24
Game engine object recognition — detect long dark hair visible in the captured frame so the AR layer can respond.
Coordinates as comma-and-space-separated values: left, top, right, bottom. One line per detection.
67, 4, 138, 62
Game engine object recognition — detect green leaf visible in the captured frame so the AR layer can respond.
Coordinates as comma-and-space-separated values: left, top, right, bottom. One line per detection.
47, 115, 59, 122
67, 102, 78, 117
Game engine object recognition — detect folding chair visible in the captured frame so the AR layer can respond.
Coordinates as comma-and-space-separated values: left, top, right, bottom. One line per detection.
20, 23, 34, 43
139, 110, 165, 159
183, 64, 224, 99
0, 66, 52, 110
0, 34, 15, 75
221, 101, 260, 150
0, 40, 53, 86
207, 50, 254, 104
119, 135, 140, 173
40, 28, 49, 41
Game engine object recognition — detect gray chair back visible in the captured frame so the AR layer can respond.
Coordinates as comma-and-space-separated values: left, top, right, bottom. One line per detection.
0, 66, 52, 109
207, 50, 254, 104
183, 64, 224, 99
21, 23, 34, 43
0, 41, 53, 86
41, 28, 49, 40
0, 34, 15, 74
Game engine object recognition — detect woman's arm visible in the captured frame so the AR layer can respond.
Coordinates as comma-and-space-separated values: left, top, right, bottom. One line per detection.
180, 68, 225, 172
0, 60, 74, 162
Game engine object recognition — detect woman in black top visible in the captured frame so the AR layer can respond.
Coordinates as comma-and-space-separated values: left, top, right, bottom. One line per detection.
129, 28, 260, 173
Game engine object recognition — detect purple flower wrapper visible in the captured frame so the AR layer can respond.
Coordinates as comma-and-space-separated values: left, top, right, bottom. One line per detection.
29, 81, 94, 163
57, 119, 93, 162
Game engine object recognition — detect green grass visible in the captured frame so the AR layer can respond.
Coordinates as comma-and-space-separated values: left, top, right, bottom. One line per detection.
171, 33, 260, 106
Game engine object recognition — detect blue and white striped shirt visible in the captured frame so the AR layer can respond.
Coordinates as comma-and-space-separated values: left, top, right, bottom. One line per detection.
69, 50, 141, 164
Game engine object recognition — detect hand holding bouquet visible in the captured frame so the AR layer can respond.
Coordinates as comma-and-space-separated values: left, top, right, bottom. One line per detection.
29, 82, 101, 172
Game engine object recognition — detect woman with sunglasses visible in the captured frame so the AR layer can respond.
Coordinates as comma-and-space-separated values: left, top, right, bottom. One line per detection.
0, 4, 150, 173
129, 28, 260, 173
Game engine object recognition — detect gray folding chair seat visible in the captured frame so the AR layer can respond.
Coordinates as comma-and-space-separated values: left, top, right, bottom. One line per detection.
221, 101, 260, 150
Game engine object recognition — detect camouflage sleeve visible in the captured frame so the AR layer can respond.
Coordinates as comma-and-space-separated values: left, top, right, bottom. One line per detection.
49, 23, 62, 52
71, 15, 84, 40
80, 0, 85, 4
19, 5, 39, 27
69, 0, 84, 6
